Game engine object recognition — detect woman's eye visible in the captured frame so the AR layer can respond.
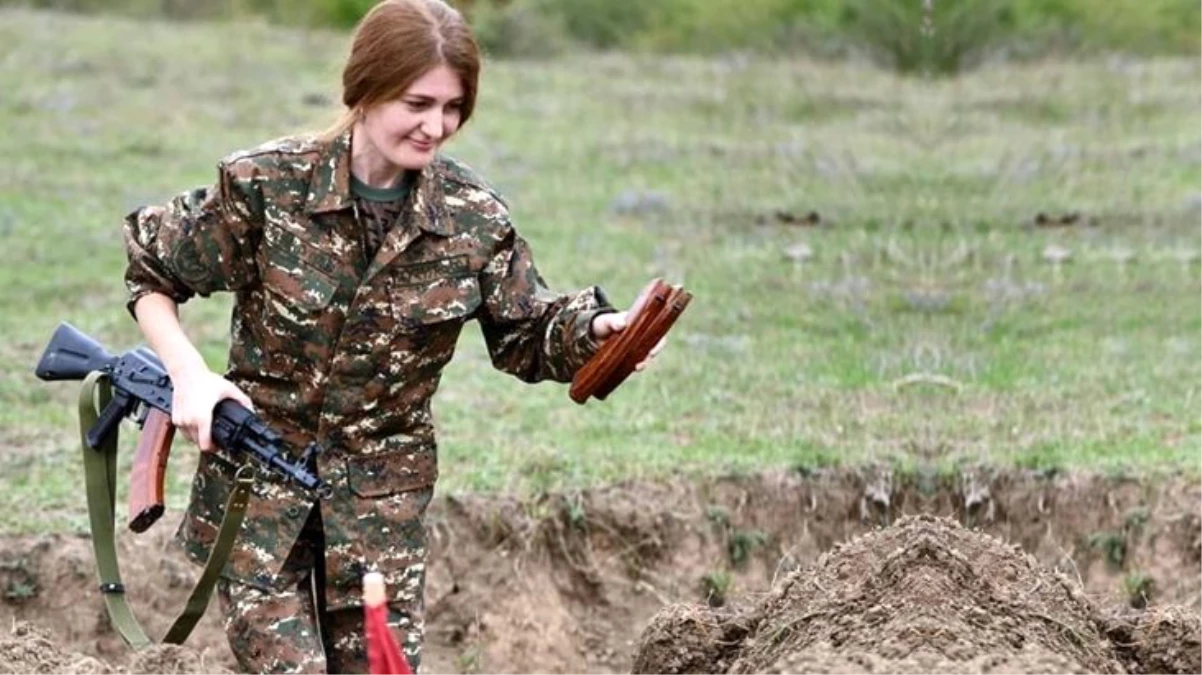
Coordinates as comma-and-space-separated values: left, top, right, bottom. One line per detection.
406, 100, 429, 111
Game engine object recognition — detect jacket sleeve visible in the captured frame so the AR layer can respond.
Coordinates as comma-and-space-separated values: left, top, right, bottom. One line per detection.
478, 225, 616, 383
123, 159, 264, 318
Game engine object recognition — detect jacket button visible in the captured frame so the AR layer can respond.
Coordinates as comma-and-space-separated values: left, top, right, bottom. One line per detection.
286, 506, 302, 518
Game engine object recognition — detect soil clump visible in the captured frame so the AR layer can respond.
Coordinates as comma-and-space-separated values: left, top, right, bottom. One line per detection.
0, 621, 232, 674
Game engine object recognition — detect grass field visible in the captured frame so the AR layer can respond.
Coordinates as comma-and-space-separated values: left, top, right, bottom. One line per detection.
0, 9, 1198, 534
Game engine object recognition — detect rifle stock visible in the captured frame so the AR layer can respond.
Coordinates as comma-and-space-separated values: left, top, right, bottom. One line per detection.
128, 408, 175, 533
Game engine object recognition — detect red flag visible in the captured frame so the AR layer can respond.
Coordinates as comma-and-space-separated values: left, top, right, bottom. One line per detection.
364, 572, 413, 675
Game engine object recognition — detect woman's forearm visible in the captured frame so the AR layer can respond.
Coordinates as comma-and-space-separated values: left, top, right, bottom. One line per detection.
132, 292, 209, 379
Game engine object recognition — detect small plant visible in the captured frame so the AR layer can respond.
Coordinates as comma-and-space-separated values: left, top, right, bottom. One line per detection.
700, 571, 733, 608
0, 558, 39, 603
1123, 506, 1150, 533
455, 644, 482, 674
705, 505, 731, 529
1122, 572, 1155, 609
793, 463, 817, 478
727, 529, 769, 569
1087, 530, 1126, 569
3, 580, 37, 602
564, 493, 587, 531
792, 449, 840, 477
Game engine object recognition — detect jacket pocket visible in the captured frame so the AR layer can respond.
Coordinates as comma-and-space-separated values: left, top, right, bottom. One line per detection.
390, 261, 481, 329
346, 442, 438, 498
260, 227, 339, 312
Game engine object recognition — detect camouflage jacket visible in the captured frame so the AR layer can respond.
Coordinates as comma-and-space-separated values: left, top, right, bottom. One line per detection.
123, 131, 613, 608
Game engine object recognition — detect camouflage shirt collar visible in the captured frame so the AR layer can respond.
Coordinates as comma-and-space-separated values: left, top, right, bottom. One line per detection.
305, 130, 455, 237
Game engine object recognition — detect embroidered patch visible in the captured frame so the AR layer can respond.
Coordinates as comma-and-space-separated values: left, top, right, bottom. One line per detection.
393, 255, 471, 287
170, 238, 212, 288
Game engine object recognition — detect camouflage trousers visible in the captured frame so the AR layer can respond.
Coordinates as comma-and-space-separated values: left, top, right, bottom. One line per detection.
216, 506, 426, 674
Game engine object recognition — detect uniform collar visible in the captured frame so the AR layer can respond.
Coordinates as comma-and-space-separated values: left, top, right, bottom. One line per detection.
305, 130, 456, 237
304, 130, 354, 215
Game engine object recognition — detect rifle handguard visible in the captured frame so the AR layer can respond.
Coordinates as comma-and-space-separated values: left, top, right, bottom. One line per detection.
570, 278, 692, 404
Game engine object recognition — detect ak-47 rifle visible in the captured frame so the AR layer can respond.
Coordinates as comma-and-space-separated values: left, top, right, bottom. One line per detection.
35, 322, 333, 533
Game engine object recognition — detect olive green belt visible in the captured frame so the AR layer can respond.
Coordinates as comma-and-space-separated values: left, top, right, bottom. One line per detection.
78, 371, 253, 648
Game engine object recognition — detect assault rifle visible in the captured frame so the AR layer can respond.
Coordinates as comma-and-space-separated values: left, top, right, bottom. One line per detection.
35, 322, 333, 533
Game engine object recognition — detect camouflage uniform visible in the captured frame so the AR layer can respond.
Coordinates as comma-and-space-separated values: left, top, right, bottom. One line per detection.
122, 130, 614, 673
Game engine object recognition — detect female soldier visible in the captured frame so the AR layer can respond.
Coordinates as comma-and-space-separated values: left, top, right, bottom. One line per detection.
122, 0, 657, 671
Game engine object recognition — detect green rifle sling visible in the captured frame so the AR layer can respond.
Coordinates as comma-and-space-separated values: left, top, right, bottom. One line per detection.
78, 371, 254, 648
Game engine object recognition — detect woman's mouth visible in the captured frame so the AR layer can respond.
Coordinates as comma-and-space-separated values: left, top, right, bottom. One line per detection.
408, 138, 435, 152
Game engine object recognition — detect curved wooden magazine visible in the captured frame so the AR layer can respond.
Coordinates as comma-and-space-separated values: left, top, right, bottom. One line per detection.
570, 278, 692, 404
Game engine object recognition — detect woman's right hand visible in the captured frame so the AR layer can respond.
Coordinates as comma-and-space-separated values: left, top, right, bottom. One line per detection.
129, 293, 253, 452
170, 365, 255, 452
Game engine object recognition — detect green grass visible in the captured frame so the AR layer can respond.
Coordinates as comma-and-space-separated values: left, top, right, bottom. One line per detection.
0, 9, 1199, 534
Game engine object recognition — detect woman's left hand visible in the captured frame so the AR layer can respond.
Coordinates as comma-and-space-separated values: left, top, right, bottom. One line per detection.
591, 311, 666, 372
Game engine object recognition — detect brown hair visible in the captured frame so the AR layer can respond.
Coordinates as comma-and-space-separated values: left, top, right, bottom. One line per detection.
322, 0, 480, 140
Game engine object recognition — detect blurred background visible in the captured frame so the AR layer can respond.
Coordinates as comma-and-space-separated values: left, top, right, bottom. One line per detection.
3, 0, 1199, 68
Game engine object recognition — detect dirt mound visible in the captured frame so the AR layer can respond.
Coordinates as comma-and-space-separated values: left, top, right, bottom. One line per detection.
0, 622, 110, 674
634, 515, 1154, 674
122, 643, 234, 675
1103, 606, 1202, 675
0, 622, 231, 674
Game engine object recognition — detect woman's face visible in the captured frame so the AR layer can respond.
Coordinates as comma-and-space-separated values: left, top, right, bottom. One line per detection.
360, 64, 465, 171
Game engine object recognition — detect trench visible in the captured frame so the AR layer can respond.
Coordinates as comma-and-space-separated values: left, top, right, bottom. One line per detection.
0, 468, 1198, 673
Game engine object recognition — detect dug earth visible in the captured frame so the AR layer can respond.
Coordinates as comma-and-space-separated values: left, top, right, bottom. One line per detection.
633, 515, 1200, 674
0, 470, 1199, 674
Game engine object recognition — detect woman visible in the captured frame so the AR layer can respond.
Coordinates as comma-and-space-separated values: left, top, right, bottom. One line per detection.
122, 0, 658, 671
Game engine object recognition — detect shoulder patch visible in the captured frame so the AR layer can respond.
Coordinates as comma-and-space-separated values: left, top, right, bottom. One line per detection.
170, 237, 213, 289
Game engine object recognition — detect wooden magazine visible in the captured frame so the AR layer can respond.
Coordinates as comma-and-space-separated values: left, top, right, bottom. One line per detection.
570, 278, 692, 404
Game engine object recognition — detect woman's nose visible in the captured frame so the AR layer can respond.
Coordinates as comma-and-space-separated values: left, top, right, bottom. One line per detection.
421, 110, 443, 139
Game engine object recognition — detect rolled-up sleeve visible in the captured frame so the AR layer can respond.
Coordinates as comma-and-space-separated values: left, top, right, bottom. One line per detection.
123, 159, 263, 318
478, 225, 615, 383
